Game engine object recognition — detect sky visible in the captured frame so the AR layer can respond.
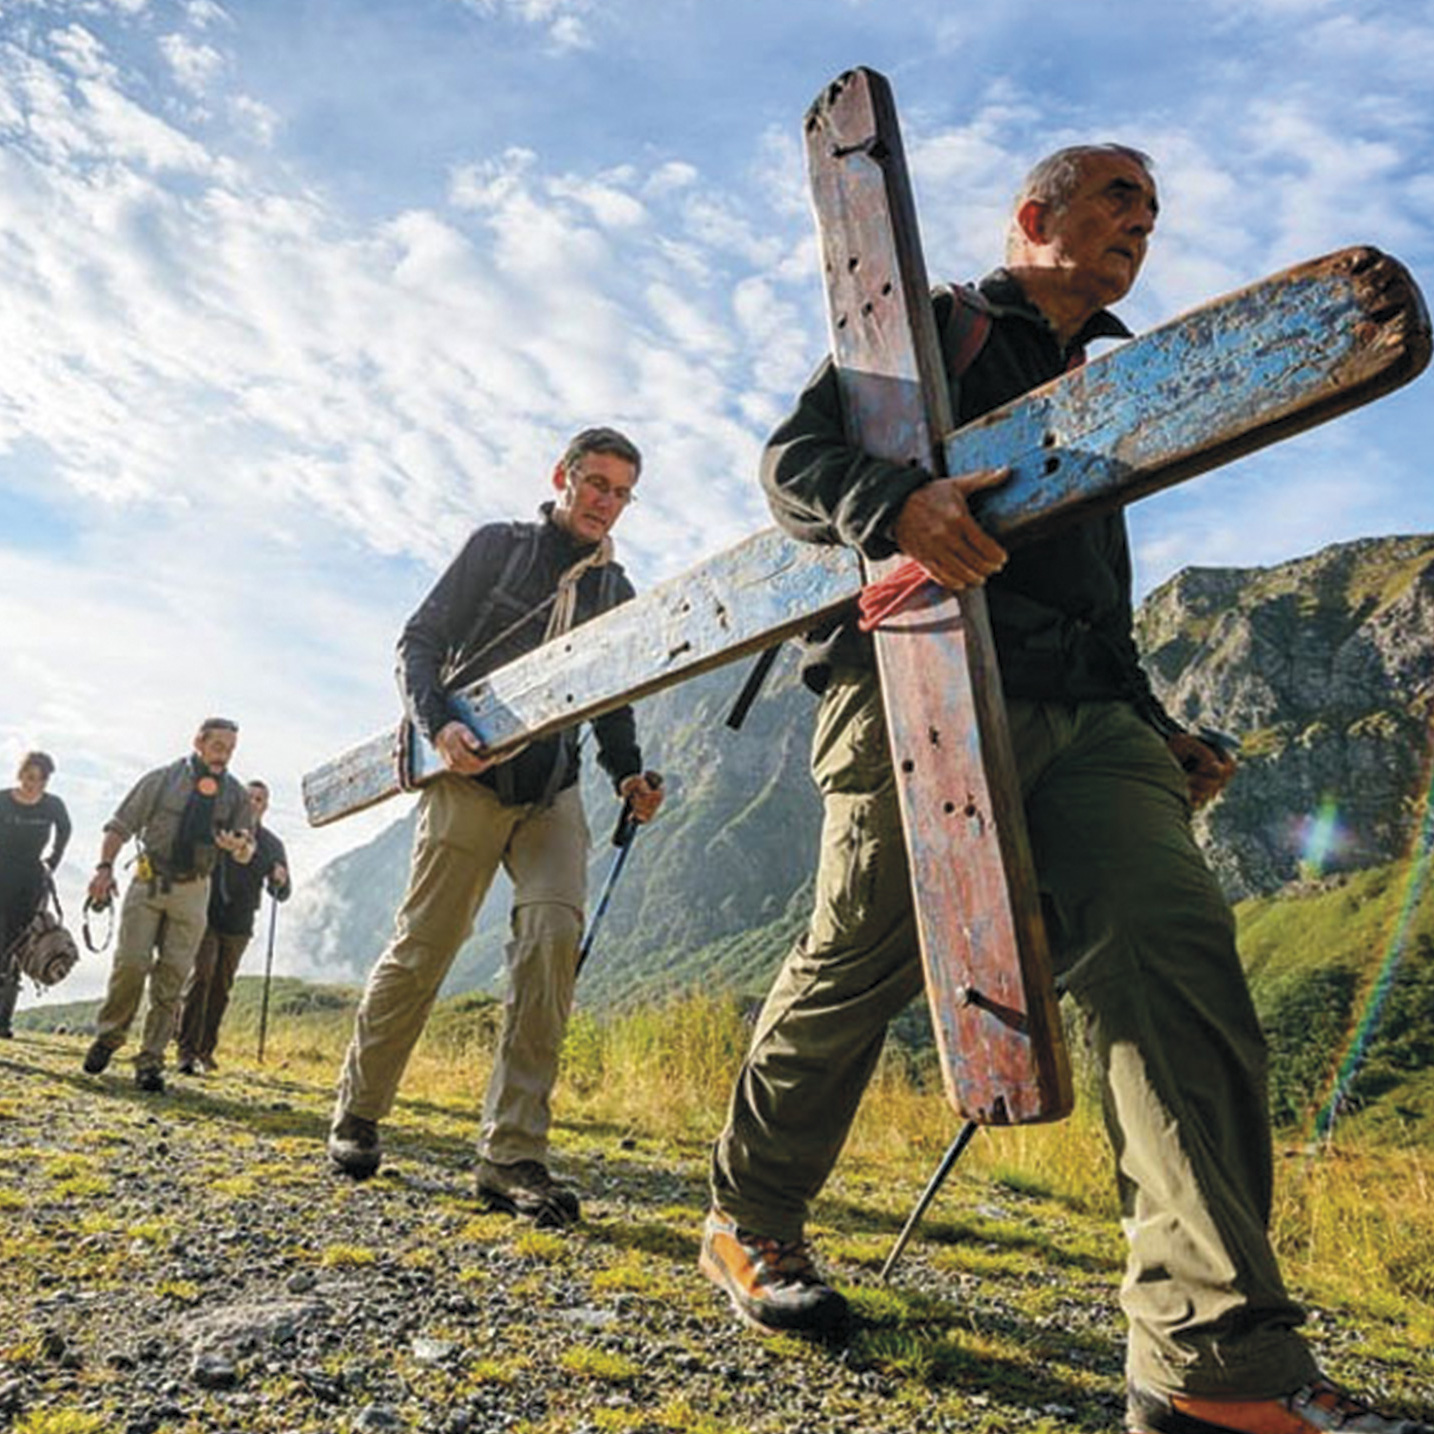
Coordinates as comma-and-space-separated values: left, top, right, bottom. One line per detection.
4, 0, 1433, 998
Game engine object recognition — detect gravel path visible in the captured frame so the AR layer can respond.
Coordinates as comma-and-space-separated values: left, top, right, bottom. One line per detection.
2, 1031, 1429, 1434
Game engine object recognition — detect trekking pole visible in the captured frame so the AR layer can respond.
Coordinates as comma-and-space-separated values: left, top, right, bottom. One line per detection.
256, 892, 278, 1064
576, 772, 661, 976
880, 1118, 980, 1281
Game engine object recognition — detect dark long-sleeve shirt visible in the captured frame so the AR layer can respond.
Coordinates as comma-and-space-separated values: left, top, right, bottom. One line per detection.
208, 825, 291, 938
0, 791, 71, 873
761, 268, 1179, 735
397, 503, 644, 806
0, 791, 70, 948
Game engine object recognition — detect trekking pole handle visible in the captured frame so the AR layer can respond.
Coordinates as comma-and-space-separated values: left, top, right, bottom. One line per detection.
612, 770, 663, 846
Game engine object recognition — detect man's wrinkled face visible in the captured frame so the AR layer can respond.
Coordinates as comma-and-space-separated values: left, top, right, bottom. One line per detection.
194, 729, 238, 773
1041, 153, 1158, 307
551, 451, 638, 545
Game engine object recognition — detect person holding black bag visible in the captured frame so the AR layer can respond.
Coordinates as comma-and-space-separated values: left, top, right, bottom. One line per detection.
0, 751, 71, 1037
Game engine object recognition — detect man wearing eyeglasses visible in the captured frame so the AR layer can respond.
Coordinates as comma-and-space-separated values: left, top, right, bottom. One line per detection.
329, 427, 664, 1226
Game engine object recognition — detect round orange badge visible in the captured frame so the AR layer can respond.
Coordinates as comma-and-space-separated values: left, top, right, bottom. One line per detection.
196, 776, 219, 797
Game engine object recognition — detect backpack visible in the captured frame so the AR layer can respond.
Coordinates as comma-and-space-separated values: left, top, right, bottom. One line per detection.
6, 879, 80, 989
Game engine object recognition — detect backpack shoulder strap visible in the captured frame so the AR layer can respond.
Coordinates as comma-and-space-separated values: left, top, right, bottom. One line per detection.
934, 281, 994, 380
451, 523, 544, 676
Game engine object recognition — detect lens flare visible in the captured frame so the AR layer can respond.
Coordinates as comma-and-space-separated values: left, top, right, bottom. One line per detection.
1308, 762, 1434, 1141
1290, 795, 1349, 879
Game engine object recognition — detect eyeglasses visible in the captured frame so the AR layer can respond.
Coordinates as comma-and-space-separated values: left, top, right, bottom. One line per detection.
571, 471, 637, 506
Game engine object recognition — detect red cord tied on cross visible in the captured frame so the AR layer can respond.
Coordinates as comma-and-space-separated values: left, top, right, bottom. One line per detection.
857, 558, 937, 632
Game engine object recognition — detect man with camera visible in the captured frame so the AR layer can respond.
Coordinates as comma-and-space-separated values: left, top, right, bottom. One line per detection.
83, 718, 255, 1093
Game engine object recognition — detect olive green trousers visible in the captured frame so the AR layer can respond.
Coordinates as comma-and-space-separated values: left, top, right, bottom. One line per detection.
334, 776, 590, 1165
711, 667, 1318, 1399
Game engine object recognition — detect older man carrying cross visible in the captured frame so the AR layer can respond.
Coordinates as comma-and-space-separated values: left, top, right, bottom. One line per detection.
702, 145, 1430, 1434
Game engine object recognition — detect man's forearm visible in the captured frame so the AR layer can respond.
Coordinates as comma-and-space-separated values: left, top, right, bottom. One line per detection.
761, 358, 928, 560
95, 830, 125, 869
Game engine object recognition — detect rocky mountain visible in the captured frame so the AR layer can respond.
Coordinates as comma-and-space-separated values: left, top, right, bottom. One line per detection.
1138, 533, 1434, 899
288, 533, 1434, 1005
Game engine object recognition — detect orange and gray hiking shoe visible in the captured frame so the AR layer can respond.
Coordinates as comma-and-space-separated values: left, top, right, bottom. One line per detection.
1128, 1379, 1433, 1433
699, 1208, 849, 1334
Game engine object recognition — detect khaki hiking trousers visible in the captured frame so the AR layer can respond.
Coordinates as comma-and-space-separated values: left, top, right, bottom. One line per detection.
334, 776, 590, 1165
711, 666, 1319, 1401
93, 875, 211, 1072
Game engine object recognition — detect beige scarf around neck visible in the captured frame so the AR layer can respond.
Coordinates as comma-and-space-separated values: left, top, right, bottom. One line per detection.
543, 534, 613, 641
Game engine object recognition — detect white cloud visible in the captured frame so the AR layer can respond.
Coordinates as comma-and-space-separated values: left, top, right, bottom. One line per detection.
47, 23, 116, 81
2, 0, 1432, 979
159, 29, 223, 94
185, 0, 230, 27
227, 90, 276, 145
447, 0, 596, 50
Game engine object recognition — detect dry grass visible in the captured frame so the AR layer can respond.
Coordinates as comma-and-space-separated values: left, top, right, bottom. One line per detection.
249, 987, 1434, 1334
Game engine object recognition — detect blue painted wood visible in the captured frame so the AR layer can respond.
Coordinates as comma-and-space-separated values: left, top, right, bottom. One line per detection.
303, 251, 1428, 830
301, 532, 859, 824
952, 248, 1428, 542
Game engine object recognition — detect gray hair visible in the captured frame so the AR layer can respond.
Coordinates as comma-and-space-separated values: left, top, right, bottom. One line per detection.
1005, 144, 1155, 260
559, 426, 642, 480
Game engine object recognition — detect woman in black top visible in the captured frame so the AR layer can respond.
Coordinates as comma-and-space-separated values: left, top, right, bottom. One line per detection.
0, 751, 71, 1036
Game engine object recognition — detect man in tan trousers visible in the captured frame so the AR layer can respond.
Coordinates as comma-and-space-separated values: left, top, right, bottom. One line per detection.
328, 427, 663, 1225
83, 718, 255, 1093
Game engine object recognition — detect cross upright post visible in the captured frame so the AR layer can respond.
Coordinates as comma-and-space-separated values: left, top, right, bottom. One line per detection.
803, 68, 1070, 1125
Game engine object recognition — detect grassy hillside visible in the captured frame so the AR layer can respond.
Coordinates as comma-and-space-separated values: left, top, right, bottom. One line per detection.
1237, 858, 1434, 1143
19, 849, 1434, 1150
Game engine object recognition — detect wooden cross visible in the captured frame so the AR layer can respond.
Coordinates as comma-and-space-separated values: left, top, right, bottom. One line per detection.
303, 67, 1429, 1127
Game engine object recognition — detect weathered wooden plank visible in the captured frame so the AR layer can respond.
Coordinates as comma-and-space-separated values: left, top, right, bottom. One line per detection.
301, 531, 861, 825
805, 66, 1070, 1125
302, 246, 1429, 830
947, 245, 1430, 544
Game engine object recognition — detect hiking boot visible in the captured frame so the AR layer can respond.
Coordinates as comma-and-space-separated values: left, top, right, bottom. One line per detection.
476, 1159, 580, 1227
1128, 1379, 1434, 1434
134, 1067, 165, 1094
327, 1113, 382, 1179
698, 1207, 849, 1335
199, 1055, 218, 1074
82, 1040, 113, 1075
176, 1058, 198, 1076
